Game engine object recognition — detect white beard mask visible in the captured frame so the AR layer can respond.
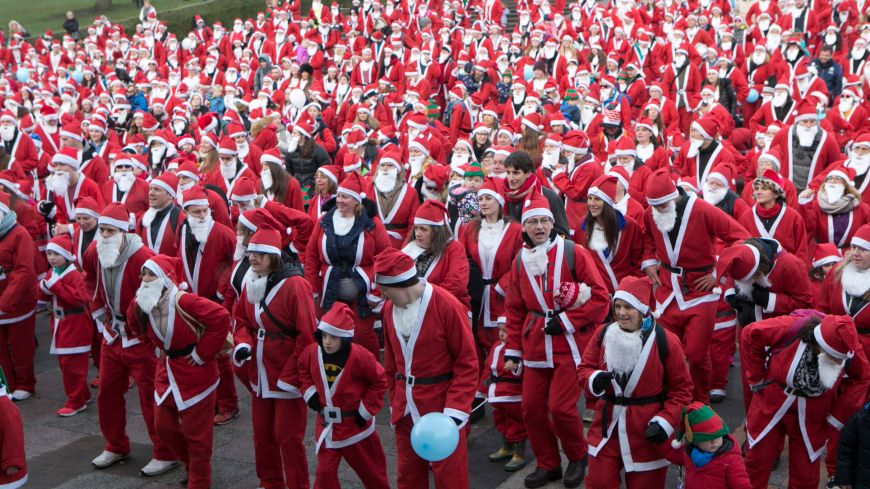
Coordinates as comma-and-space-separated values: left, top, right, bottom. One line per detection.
233, 234, 247, 261
286, 135, 300, 153
824, 182, 846, 203
114, 172, 135, 192
172, 121, 186, 135
772, 92, 787, 108
852, 47, 866, 60
818, 351, 845, 389
409, 155, 425, 176
189, 212, 213, 242
237, 141, 249, 159
521, 242, 550, 277
702, 184, 728, 205
825, 33, 837, 45
847, 154, 870, 175
220, 160, 238, 180
450, 152, 470, 169
136, 278, 164, 313
841, 261, 870, 296
374, 167, 399, 193
786, 48, 799, 61
47, 171, 71, 193
687, 138, 704, 158
260, 169, 273, 190
840, 98, 854, 113
796, 125, 818, 147
244, 268, 268, 303
96, 232, 123, 267
151, 145, 166, 163
588, 224, 609, 251
652, 199, 678, 232
752, 52, 767, 65
541, 150, 559, 170
581, 107, 595, 125
603, 324, 643, 375
0, 126, 15, 141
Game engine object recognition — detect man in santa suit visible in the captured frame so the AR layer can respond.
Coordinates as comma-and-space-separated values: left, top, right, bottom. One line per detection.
127, 255, 230, 489
202, 137, 259, 198
660, 44, 702, 137
741, 313, 870, 489
817, 224, 870, 354
368, 151, 420, 248
137, 172, 184, 256
101, 156, 150, 218
350, 48, 379, 87
175, 161, 233, 230
641, 169, 750, 402
82, 203, 178, 476
770, 100, 841, 192
57, 122, 110, 184
227, 123, 263, 175
375, 247, 478, 489
579, 276, 694, 489
673, 116, 736, 187
69, 197, 101, 265
33, 106, 61, 157
501, 197, 610, 488
551, 130, 602, 240
0, 111, 38, 176
38, 147, 105, 227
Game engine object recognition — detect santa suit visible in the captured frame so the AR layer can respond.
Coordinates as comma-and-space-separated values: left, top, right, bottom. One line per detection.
641, 191, 750, 402
551, 154, 604, 239
297, 343, 390, 489
738, 203, 810, 265
232, 271, 316, 489
673, 141, 735, 187
50, 176, 105, 224
372, 183, 420, 248
479, 340, 526, 444
0, 386, 26, 489
817, 263, 870, 355
137, 205, 185, 256
579, 323, 694, 489
661, 63, 702, 135
403, 239, 471, 310
81, 239, 174, 461
201, 164, 259, 198
0, 224, 36, 394
38, 265, 92, 409
502, 236, 610, 472
100, 178, 150, 218
800, 198, 870, 250
79, 154, 110, 185
1, 131, 39, 175
582, 215, 645, 295
773, 126, 841, 191
128, 289, 230, 489
382, 282, 478, 489
741, 316, 870, 489
724, 249, 814, 323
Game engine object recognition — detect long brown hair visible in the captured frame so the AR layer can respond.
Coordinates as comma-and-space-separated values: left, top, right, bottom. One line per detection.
406, 224, 453, 258
199, 147, 219, 175
584, 203, 619, 252
262, 161, 289, 203
519, 127, 542, 164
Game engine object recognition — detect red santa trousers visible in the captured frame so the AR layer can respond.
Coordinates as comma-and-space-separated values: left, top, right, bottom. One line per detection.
250, 395, 309, 489
0, 315, 36, 393
522, 352, 587, 471
493, 401, 527, 443
585, 436, 668, 489
657, 300, 717, 403
394, 415, 469, 489
745, 411, 821, 489
97, 340, 175, 460
214, 354, 238, 413
58, 353, 90, 409
155, 391, 216, 489
709, 322, 737, 395
314, 431, 390, 489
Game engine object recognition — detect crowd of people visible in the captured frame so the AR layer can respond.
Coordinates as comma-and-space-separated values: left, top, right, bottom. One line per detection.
0, 0, 869, 487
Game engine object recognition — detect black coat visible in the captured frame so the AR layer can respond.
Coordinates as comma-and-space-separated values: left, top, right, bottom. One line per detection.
284, 143, 331, 194
835, 403, 870, 489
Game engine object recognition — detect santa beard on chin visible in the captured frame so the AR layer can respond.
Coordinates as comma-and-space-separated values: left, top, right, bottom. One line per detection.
734, 274, 771, 298
818, 351, 845, 389
189, 214, 213, 242
521, 242, 550, 277
841, 262, 870, 296
651, 199, 678, 233
233, 239, 247, 261
603, 324, 643, 376
374, 171, 398, 194
244, 268, 268, 303
136, 279, 164, 312
96, 233, 123, 267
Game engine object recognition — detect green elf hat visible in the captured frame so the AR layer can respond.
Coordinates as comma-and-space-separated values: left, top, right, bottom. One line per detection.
617, 70, 631, 82
672, 402, 729, 448
461, 162, 485, 178
426, 99, 440, 118
564, 89, 579, 101
0, 365, 9, 399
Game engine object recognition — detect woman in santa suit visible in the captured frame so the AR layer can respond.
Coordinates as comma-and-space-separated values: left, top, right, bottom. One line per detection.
232, 226, 316, 489
817, 225, 870, 354
738, 168, 810, 265
307, 165, 340, 221
578, 175, 644, 295
633, 118, 670, 173
127, 255, 230, 489
259, 148, 304, 211
0, 170, 48, 278
402, 200, 471, 310
304, 172, 391, 358
799, 165, 870, 251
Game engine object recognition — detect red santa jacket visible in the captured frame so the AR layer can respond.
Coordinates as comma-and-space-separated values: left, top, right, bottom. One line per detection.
382, 282, 479, 425
551, 155, 603, 239
0, 390, 26, 489
298, 342, 387, 450
80, 154, 110, 185
673, 141, 736, 187
581, 215, 645, 294
0, 224, 36, 325
724, 248, 813, 322
177, 219, 235, 302
799, 198, 870, 249
370, 183, 420, 248
129, 289, 230, 410
100, 177, 150, 218
403, 239, 471, 310
773, 126, 841, 189
738, 203, 810, 265
741, 315, 870, 461
38, 264, 92, 354
817, 261, 870, 353
137, 205, 185, 256
579, 323, 694, 472
503, 236, 610, 368
461, 219, 523, 328
3, 131, 38, 175
477, 340, 523, 403
51, 176, 105, 224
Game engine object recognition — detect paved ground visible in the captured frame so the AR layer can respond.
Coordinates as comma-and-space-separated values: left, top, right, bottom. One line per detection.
18, 311, 818, 488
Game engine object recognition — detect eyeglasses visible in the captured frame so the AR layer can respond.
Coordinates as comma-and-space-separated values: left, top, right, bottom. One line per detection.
524, 218, 552, 227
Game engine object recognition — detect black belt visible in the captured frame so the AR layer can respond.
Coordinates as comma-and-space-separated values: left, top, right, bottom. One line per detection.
258, 329, 288, 340
531, 311, 557, 319
384, 223, 408, 230
395, 372, 453, 386
857, 328, 870, 335
601, 393, 665, 406
54, 307, 85, 318
482, 278, 497, 285
489, 374, 522, 384
780, 383, 811, 398
165, 344, 195, 359
661, 263, 714, 276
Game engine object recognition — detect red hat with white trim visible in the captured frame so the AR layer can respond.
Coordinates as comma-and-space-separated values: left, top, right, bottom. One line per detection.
230, 177, 258, 202
793, 101, 818, 122
691, 115, 718, 140
587, 174, 618, 208
812, 243, 842, 268
409, 136, 431, 157
613, 276, 655, 316
248, 225, 283, 256
374, 247, 419, 287
60, 122, 83, 142
521, 113, 544, 133
757, 149, 782, 171
338, 172, 367, 202
521, 196, 553, 224
74, 196, 101, 219
316, 165, 341, 185
141, 113, 161, 132
46, 234, 76, 262
814, 315, 860, 361
755, 168, 784, 194
142, 254, 186, 289
238, 208, 283, 234
826, 165, 856, 186
561, 130, 589, 155
607, 166, 630, 190
379, 150, 402, 171
260, 148, 283, 167
478, 178, 505, 207
218, 136, 238, 156
716, 243, 762, 282
611, 136, 636, 159
177, 161, 201, 182
0, 111, 16, 124
645, 168, 679, 205
413, 200, 449, 226
180, 187, 209, 208
706, 164, 733, 188
851, 223, 870, 250
52, 146, 81, 170
423, 164, 450, 191
0, 170, 27, 200
226, 123, 246, 138
99, 202, 134, 231
342, 152, 362, 173
294, 117, 315, 138
150, 172, 178, 198
317, 302, 355, 338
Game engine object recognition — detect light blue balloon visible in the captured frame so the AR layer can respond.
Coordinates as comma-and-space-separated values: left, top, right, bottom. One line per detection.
15, 68, 29, 83
746, 88, 759, 104
71, 70, 84, 84
523, 65, 533, 81
410, 412, 459, 462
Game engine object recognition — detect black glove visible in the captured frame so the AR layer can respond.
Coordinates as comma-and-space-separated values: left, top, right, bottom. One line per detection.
543, 317, 564, 336
37, 200, 55, 217
645, 421, 668, 444
735, 300, 758, 327
234, 346, 251, 363
725, 294, 742, 310
450, 416, 462, 426
591, 371, 615, 393
306, 394, 322, 412
751, 285, 770, 308
355, 411, 367, 427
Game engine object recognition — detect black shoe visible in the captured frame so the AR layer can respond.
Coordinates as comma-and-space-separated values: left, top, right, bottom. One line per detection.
469, 397, 485, 424
563, 458, 586, 488
179, 474, 188, 486
771, 454, 781, 471
710, 393, 725, 403
524, 466, 562, 488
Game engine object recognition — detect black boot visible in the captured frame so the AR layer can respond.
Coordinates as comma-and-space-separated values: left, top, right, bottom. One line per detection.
469, 397, 485, 424
563, 458, 587, 488
524, 466, 562, 488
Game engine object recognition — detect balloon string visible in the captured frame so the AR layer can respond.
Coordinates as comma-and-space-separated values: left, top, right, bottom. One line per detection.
470, 399, 488, 413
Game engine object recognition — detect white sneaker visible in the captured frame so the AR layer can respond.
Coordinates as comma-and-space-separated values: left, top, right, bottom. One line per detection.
140, 459, 179, 476
10, 390, 32, 402
92, 450, 129, 469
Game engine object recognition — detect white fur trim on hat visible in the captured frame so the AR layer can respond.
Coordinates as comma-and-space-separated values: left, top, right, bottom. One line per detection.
852, 236, 870, 251
521, 207, 554, 223
337, 186, 364, 202
587, 186, 616, 207
318, 320, 354, 338
98, 215, 131, 231
52, 152, 80, 170
739, 244, 761, 282
707, 171, 729, 187
646, 190, 679, 206
247, 242, 282, 255
613, 290, 649, 316
46, 242, 75, 262
181, 198, 209, 208
150, 179, 177, 198
814, 325, 849, 360
478, 188, 504, 207
375, 266, 417, 285
691, 121, 713, 140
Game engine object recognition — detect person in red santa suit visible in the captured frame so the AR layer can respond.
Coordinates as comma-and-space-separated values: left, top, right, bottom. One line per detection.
375, 247, 478, 489
673, 115, 736, 188
700, 165, 751, 224
100, 155, 150, 218
259, 148, 305, 212
842, 133, 870, 201
501, 196, 611, 488
740, 149, 800, 209
38, 146, 105, 227
817, 225, 870, 355
579, 276, 694, 489
551, 130, 602, 240
232, 226, 315, 489
307, 165, 340, 221
83, 202, 178, 476
808, 244, 842, 307
227, 122, 263, 175
174, 161, 233, 230
368, 150, 420, 249
202, 137, 259, 197
0, 191, 36, 402
137, 172, 184, 256
661, 44, 702, 137
640, 168, 750, 403
0, 170, 49, 278
38, 235, 92, 415
770, 100, 841, 192
799, 165, 870, 251
741, 313, 870, 489
0, 110, 39, 176
127, 255, 230, 489
0, 366, 26, 489
297, 302, 390, 489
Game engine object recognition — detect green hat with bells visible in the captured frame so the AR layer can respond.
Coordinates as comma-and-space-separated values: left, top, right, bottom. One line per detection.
672, 402, 729, 448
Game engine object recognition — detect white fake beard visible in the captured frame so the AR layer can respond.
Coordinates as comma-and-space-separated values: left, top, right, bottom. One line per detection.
47, 171, 71, 193
450, 152, 469, 169
220, 161, 238, 180
847, 155, 870, 176
238, 142, 249, 159
151, 145, 166, 163
752, 52, 767, 65
114, 172, 135, 192
772, 93, 787, 108
521, 242, 550, 277
839, 98, 854, 114
0, 126, 15, 141
244, 269, 268, 303
96, 233, 123, 267
374, 169, 398, 193
823, 183, 846, 204
512, 93, 525, 105
421, 185, 441, 201
796, 125, 818, 147
409, 155, 425, 176
603, 324, 643, 375
260, 169, 273, 190
541, 150, 559, 170
189, 213, 213, 242
652, 200, 678, 233
818, 351, 845, 389
686, 138, 703, 158
841, 262, 870, 296
588, 224, 609, 252
286, 135, 300, 153
136, 279, 164, 312
702, 185, 727, 205
393, 298, 422, 338
734, 274, 770, 299
581, 107, 594, 125
141, 207, 158, 227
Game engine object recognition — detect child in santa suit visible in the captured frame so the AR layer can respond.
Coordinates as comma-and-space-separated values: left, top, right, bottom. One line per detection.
0, 367, 26, 489
297, 302, 390, 489
666, 402, 751, 489
38, 235, 92, 416
479, 324, 527, 472
808, 243, 841, 309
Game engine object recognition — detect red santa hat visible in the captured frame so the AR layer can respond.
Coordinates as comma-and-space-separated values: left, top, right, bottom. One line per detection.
374, 247, 419, 287
379, 151, 402, 171
176, 161, 201, 182
74, 197, 102, 219
851, 223, 870, 251
0, 170, 27, 200
607, 166, 631, 191
613, 276, 656, 317
521, 196, 553, 224
141, 113, 161, 132
150, 172, 178, 198
561, 130, 589, 155
423, 164, 450, 191
89, 119, 107, 134
414, 200, 449, 227
294, 117, 315, 138
218, 137, 238, 156
691, 116, 718, 141
337, 172, 367, 203
260, 148, 283, 167
706, 165, 733, 188
46, 234, 76, 263
521, 113, 544, 133
611, 136, 636, 159
98, 202, 134, 231
825, 165, 856, 186
316, 165, 342, 186
812, 243, 842, 269
814, 315, 860, 361
716, 243, 761, 282
238, 208, 283, 234
793, 101, 818, 123
477, 179, 505, 207
645, 169, 679, 205
226, 123, 246, 139
60, 122, 83, 142
143, 254, 187, 290
0, 111, 17, 125
248, 225, 283, 256
409, 136, 431, 157
757, 149, 782, 172
52, 146, 81, 170
230, 178, 259, 202
587, 174, 619, 208
180, 187, 210, 209
317, 302, 356, 338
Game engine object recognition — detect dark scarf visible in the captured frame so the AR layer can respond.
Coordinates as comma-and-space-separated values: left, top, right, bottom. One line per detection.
320, 208, 375, 316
